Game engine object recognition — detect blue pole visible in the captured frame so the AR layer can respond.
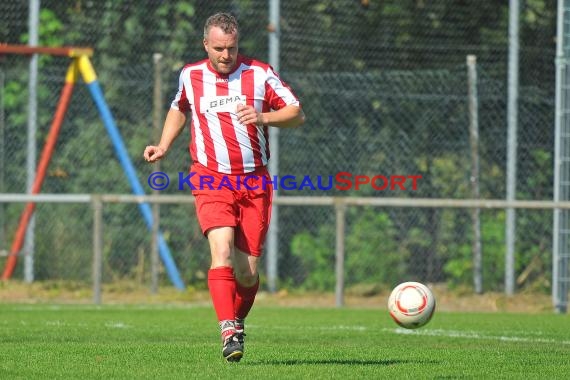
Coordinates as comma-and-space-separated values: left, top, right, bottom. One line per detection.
84, 79, 185, 290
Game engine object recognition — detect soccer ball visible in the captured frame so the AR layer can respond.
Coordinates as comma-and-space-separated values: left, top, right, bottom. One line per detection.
388, 281, 436, 329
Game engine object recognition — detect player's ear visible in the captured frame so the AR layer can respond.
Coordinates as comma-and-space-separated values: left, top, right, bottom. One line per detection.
203, 39, 208, 52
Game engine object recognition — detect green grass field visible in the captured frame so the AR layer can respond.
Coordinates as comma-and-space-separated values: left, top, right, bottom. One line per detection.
0, 304, 569, 379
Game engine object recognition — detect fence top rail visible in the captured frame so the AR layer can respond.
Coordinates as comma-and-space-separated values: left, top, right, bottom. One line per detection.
1, 193, 570, 209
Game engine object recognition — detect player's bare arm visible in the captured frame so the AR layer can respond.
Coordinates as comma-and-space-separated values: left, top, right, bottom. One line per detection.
144, 108, 187, 163
236, 103, 305, 129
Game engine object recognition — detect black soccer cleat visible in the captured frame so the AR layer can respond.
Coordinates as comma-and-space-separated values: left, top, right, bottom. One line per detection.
222, 334, 244, 362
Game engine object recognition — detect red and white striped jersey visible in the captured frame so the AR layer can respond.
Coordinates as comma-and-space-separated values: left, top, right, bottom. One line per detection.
171, 55, 301, 174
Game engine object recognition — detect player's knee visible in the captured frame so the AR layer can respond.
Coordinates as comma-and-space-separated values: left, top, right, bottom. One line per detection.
210, 247, 233, 268
235, 270, 258, 287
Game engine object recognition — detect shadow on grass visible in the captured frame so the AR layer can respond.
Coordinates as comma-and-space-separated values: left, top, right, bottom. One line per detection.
248, 358, 438, 366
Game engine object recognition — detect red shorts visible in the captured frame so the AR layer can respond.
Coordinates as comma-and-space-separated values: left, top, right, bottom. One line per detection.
189, 162, 273, 256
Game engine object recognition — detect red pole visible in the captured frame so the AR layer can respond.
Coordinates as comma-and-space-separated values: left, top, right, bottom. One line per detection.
0, 44, 93, 57
2, 61, 78, 280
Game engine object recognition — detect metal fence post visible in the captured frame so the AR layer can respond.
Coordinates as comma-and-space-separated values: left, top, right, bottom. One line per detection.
335, 199, 346, 307
24, 0, 40, 284
92, 195, 103, 305
505, 0, 520, 296
553, 0, 570, 314
151, 52, 163, 294
467, 54, 483, 294
266, 0, 281, 293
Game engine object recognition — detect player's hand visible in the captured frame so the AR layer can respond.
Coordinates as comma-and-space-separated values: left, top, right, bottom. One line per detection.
237, 103, 264, 126
143, 145, 166, 163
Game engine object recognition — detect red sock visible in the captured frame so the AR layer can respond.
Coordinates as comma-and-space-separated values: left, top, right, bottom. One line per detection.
234, 277, 259, 320
208, 267, 236, 323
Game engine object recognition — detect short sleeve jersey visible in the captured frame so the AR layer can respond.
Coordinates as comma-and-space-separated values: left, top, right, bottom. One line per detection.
171, 55, 301, 175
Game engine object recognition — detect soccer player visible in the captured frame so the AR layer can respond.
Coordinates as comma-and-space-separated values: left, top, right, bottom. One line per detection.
143, 12, 305, 362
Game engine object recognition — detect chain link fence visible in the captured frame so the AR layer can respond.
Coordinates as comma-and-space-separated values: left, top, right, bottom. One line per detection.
0, 1, 557, 297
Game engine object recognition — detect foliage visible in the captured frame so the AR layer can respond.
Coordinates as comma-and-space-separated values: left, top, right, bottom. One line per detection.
290, 225, 335, 291
345, 208, 404, 285
443, 211, 506, 290
442, 149, 554, 291
291, 208, 404, 290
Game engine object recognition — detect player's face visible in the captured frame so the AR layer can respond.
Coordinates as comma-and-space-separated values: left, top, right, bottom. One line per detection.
204, 26, 239, 75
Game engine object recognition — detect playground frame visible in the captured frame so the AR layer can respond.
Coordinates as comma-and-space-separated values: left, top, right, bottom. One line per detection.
0, 44, 184, 289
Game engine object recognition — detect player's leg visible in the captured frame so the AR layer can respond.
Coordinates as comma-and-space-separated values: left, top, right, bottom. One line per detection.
233, 250, 260, 334
206, 226, 244, 362
233, 171, 273, 339
207, 226, 237, 333
190, 163, 244, 361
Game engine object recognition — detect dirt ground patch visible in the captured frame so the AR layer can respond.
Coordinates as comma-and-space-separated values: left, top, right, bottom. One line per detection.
0, 281, 556, 313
